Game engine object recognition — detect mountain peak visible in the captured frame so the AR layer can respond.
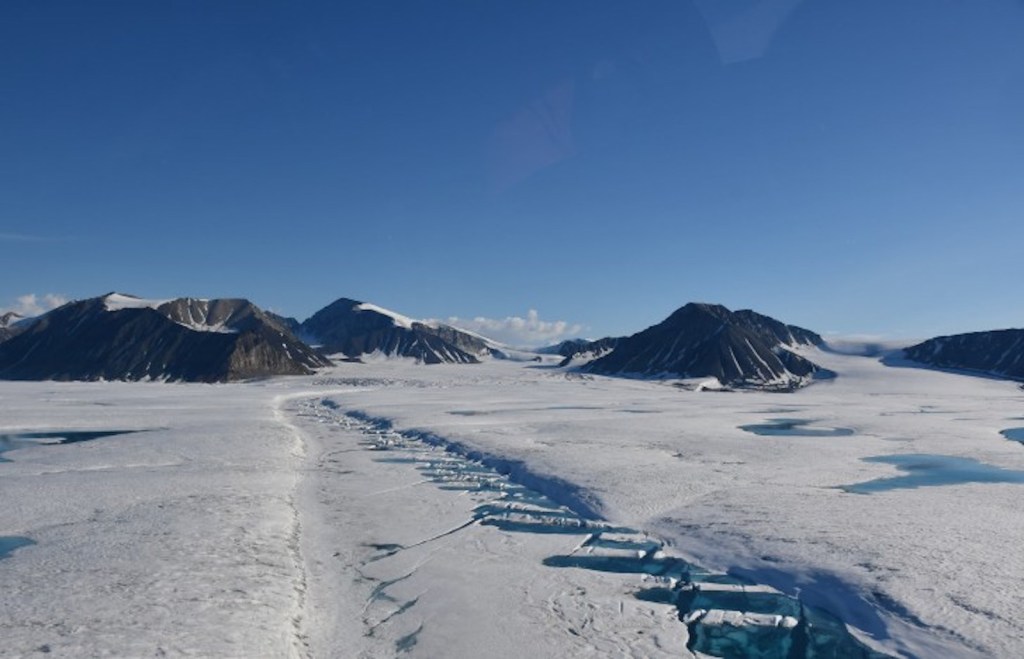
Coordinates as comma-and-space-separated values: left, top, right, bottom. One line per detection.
0, 294, 330, 382
301, 297, 494, 364
323, 297, 363, 309
663, 302, 733, 325
585, 302, 827, 390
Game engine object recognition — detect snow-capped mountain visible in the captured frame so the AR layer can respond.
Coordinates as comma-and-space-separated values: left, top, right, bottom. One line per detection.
0, 293, 331, 382
300, 298, 496, 364
583, 302, 827, 389
903, 329, 1024, 380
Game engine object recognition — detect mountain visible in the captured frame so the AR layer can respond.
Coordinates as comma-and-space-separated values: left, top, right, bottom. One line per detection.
300, 298, 495, 364
539, 338, 614, 357
545, 337, 620, 367
583, 302, 827, 390
0, 293, 331, 382
0, 312, 26, 343
265, 311, 302, 335
902, 329, 1024, 381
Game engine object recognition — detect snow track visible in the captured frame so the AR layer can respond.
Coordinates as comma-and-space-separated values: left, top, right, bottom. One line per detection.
272, 394, 315, 659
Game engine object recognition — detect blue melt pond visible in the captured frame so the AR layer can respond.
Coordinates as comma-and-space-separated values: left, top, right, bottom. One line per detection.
0, 536, 35, 559
739, 418, 854, 437
0, 430, 139, 462
843, 454, 1024, 494
1001, 428, 1024, 445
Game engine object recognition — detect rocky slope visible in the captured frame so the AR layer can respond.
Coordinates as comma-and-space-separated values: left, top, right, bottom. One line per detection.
0, 293, 331, 382
903, 329, 1024, 380
300, 298, 494, 364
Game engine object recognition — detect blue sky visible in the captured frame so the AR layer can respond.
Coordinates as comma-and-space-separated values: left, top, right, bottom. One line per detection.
3, 0, 1024, 345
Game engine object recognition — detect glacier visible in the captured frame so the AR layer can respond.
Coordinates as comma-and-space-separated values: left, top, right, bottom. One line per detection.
2, 347, 1023, 657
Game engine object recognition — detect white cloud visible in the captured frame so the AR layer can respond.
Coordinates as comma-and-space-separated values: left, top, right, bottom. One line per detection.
2, 293, 68, 318
441, 309, 584, 348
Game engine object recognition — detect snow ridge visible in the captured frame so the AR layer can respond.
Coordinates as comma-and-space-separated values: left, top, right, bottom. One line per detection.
354, 303, 415, 330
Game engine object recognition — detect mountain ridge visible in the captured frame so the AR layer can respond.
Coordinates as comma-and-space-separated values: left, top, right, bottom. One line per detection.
902, 329, 1024, 381
583, 302, 828, 390
0, 293, 331, 382
10, 291, 1022, 389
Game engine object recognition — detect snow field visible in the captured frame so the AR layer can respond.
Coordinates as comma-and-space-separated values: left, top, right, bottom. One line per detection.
2, 348, 1024, 657
0, 382, 304, 657
321, 352, 1024, 657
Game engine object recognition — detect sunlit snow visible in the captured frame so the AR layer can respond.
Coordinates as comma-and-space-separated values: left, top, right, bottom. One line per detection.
2, 348, 1023, 657
101, 292, 171, 311
354, 302, 416, 329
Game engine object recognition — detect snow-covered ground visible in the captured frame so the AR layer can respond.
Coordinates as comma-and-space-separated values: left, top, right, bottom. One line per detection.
2, 349, 1023, 657
0, 383, 306, 656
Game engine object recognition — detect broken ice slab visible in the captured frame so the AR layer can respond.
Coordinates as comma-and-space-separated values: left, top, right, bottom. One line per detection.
678, 582, 801, 618
685, 608, 800, 659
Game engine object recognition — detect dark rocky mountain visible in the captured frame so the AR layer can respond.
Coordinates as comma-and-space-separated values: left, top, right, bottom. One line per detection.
300, 298, 495, 364
903, 329, 1024, 381
0, 293, 331, 382
583, 302, 827, 390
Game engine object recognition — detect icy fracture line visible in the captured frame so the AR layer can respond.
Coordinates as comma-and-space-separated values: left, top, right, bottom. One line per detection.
300, 396, 892, 659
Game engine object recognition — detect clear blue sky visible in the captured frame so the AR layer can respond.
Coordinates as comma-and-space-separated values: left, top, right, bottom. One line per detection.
3, 0, 1024, 343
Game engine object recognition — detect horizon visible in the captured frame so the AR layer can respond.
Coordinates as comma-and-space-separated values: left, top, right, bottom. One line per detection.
0, 289, 979, 350
4, 1, 1024, 344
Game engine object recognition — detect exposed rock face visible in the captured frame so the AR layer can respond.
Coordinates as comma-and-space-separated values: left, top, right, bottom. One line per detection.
264, 311, 302, 335
300, 298, 493, 364
903, 330, 1024, 380
156, 298, 270, 332
0, 294, 331, 382
732, 309, 823, 347
584, 302, 826, 389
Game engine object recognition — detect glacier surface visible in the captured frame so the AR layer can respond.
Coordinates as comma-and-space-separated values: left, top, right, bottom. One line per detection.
2, 348, 1023, 656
